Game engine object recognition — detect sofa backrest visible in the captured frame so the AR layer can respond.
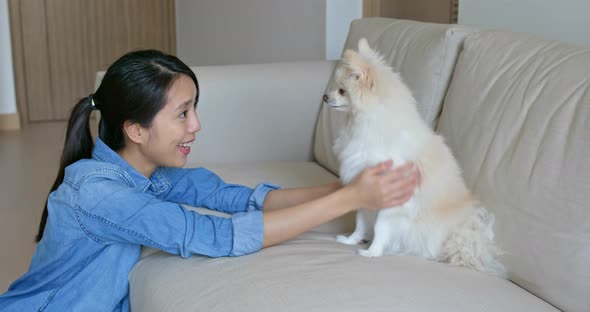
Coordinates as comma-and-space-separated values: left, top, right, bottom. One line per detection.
313, 18, 473, 174
437, 30, 590, 312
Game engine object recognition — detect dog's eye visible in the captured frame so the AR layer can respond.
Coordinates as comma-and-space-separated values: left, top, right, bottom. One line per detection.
338, 89, 345, 95
354, 75, 360, 80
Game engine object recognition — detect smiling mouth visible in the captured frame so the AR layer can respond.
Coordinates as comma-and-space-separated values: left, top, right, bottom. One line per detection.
178, 140, 194, 155
178, 142, 193, 148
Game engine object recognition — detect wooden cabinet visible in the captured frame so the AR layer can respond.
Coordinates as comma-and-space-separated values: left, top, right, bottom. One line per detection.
364, 0, 458, 24
8, 0, 176, 124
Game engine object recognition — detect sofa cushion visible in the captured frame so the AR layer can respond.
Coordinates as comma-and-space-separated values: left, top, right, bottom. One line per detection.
131, 231, 558, 312
437, 30, 590, 312
314, 18, 473, 174
186, 61, 335, 164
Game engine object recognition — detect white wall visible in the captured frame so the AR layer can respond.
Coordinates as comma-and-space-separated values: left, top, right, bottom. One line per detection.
459, 0, 590, 47
0, 0, 17, 114
176, 0, 327, 66
176, 0, 361, 66
326, 0, 362, 60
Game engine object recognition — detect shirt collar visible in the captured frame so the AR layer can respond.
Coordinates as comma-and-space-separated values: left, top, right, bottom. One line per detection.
92, 138, 170, 195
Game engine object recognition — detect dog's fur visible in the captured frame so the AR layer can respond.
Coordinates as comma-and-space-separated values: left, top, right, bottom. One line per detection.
324, 38, 505, 276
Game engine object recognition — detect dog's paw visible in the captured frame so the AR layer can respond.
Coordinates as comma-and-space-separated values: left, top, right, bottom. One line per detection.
336, 234, 358, 245
357, 249, 382, 257
336, 235, 356, 245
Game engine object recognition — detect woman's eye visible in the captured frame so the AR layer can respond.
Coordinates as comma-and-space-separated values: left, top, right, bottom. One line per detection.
338, 89, 345, 95
179, 111, 187, 118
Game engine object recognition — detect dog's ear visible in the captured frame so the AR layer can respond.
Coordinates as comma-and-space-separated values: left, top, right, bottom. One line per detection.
343, 49, 360, 65
358, 66, 375, 92
350, 67, 376, 93
358, 38, 373, 56
343, 49, 363, 72
344, 48, 375, 92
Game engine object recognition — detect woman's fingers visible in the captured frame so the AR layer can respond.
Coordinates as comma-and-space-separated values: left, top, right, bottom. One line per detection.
353, 160, 421, 210
371, 159, 394, 175
380, 162, 420, 207
385, 170, 418, 188
385, 192, 414, 207
382, 163, 419, 187
383, 162, 415, 179
391, 176, 419, 196
383, 180, 418, 204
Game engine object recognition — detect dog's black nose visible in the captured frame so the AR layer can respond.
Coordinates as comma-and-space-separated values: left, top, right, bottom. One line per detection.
323, 95, 328, 102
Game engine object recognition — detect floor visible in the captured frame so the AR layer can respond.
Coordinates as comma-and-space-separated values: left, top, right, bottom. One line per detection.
0, 122, 67, 292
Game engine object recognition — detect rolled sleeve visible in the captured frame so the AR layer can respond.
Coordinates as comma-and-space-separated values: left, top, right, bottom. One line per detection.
229, 210, 264, 256
247, 182, 281, 211
230, 183, 280, 256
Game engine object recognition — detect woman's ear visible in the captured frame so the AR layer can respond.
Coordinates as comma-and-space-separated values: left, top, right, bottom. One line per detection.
123, 120, 146, 144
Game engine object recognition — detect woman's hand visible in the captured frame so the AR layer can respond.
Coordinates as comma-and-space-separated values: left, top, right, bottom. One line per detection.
347, 160, 420, 210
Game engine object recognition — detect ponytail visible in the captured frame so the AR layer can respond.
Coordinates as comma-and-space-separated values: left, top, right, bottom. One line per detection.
35, 96, 96, 242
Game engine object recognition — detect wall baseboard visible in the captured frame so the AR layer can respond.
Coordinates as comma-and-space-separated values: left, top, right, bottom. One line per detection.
0, 113, 21, 131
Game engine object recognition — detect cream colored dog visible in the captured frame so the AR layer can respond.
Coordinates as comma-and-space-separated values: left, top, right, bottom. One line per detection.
324, 38, 505, 276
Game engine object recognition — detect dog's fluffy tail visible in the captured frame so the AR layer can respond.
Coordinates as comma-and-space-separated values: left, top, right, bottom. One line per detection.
441, 205, 506, 277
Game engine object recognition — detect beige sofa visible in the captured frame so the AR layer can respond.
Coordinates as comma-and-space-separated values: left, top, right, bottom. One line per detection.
113, 18, 589, 311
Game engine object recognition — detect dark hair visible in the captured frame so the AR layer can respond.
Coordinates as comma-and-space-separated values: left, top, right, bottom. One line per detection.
35, 50, 199, 242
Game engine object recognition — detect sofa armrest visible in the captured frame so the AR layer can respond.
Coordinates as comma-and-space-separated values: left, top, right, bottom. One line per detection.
96, 60, 336, 165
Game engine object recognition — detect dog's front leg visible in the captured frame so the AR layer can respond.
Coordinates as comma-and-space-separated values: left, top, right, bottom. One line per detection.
357, 208, 399, 257
336, 209, 375, 245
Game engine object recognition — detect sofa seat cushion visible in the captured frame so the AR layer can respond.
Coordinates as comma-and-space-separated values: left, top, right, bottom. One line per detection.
314, 18, 474, 174
130, 231, 558, 312
437, 30, 590, 312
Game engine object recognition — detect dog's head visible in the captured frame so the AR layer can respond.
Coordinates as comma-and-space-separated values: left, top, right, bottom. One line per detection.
323, 38, 386, 111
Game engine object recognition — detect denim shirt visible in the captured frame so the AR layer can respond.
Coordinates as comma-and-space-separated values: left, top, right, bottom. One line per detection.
0, 138, 279, 312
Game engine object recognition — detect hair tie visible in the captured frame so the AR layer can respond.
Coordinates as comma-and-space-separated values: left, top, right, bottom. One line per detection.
88, 94, 98, 111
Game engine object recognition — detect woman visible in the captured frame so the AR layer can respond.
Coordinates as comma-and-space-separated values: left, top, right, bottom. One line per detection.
0, 50, 419, 311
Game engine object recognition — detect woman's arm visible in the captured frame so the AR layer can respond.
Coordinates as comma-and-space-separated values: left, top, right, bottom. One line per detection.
75, 177, 260, 257
261, 182, 342, 211
157, 167, 277, 214
262, 161, 419, 248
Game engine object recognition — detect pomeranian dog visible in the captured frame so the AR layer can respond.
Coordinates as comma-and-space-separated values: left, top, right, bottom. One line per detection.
323, 38, 505, 276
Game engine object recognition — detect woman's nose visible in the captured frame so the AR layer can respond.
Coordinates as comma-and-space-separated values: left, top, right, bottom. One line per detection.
189, 111, 201, 133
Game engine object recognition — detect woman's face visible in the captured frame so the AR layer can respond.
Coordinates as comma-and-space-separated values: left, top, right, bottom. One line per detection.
141, 74, 200, 170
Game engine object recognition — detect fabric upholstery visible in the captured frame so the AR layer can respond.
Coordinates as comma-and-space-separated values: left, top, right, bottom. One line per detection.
132, 232, 557, 312
187, 62, 336, 164
437, 30, 590, 312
